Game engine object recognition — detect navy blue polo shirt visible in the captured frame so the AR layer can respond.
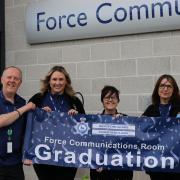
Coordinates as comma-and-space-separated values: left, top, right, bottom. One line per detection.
40, 92, 71, 112
0, 91, 26, 166
159, 104, 171, 117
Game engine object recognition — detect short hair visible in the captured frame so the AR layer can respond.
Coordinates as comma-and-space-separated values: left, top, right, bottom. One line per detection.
101, 85, 120, 102
40, 66, 75, 97
152, 74, 180, 104
2, 66, 22, 80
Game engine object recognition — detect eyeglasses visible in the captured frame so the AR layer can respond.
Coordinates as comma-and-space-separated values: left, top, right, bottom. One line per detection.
159, 84, 173, 90
104, 96, 118, 101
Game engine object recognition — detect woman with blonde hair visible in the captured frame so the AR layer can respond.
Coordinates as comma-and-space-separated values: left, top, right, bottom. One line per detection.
29, 66, 85, 180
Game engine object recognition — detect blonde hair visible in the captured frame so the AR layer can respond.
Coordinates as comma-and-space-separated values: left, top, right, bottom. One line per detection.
40, 66, 75, 97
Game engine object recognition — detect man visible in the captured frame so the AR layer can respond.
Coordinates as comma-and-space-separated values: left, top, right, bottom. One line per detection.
0, 66, 35, 180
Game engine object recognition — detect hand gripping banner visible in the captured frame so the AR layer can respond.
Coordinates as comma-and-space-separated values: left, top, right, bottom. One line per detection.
23, 109, 180, 172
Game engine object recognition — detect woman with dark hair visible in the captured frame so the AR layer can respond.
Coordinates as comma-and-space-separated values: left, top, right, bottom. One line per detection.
90, 85, 133, 180
143, 74, 180, 180
28, 66, 85, 180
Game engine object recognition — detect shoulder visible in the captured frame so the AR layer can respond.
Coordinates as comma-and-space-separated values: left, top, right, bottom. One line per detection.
28, 92, 45, 106
145, 104, 156, 110
16, 94, 26, 105
172, 101, 180, 108
142, 104, 158, 116
116, 112, 127, 116
29, 92, 42, 100
120, 113, 127, 116
71, 96, 82, 104
66, 94, 80, 104
67, 95, 85, 114
171, 101, 180, 115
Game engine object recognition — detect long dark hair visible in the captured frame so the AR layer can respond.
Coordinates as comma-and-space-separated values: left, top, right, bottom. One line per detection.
152, 74, 180, 104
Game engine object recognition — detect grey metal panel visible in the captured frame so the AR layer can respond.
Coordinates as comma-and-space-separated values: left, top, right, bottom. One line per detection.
25, 0, 180, 44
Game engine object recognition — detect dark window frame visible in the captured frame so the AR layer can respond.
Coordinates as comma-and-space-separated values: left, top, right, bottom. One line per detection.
0, 0, 5, 78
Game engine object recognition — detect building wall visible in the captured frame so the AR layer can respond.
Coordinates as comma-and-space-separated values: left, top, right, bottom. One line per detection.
5, 0, 180, 180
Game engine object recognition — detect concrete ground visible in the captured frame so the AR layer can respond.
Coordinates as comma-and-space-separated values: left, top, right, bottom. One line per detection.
24, 166, 150, 180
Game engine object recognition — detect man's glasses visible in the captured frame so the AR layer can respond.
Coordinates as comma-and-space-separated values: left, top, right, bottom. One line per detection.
159, 84, 173, 90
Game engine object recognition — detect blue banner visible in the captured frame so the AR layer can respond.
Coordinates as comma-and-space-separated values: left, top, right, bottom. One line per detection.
23, 109, 180, 172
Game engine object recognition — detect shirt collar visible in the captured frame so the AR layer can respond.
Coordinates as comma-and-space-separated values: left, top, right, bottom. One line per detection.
48, 92, 65, 99
0, 90, 21, 105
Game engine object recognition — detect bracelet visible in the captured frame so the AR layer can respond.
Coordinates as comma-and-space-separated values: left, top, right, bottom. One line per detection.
16, 110, 21, 118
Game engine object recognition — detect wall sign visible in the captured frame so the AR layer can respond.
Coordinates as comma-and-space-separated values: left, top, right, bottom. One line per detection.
26, 0, 180, 44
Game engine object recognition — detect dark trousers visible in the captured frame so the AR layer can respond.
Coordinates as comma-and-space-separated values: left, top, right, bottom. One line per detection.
33, 164, 77, 180
148, 172, 180, 180
0, 164, 24, 180
90, 169, 133, 180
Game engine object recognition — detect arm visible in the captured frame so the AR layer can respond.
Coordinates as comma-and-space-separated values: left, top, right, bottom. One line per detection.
28, 92, 42, 107
0, 102, 35, 128
68, 96, 85, 115
73, 96, 85, 114
29, 92, 52, 112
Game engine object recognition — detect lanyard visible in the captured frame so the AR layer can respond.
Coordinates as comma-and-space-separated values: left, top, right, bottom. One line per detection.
0, 91, 15, 153
3, 95, 16, 141
6, 105, 15, 141
7, 128, 13, 141
49, 94, 61, 112
49, 95, 56, 111
159, 104, 172, 117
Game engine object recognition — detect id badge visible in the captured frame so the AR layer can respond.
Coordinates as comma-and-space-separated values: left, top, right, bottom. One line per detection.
7, 142, 13, 153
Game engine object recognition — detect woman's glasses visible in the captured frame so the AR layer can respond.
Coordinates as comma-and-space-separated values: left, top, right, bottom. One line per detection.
104, 96, 118, 101
159, 84, 173, 90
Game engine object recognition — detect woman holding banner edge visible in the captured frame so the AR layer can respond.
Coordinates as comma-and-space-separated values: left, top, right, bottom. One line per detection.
27, 66, 85, 180
90, 85, 133, 180
142, 74, 180, 180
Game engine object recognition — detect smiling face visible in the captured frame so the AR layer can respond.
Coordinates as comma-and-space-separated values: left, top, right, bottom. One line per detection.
49, 71, 67, 94
158, 78, 174, 104
102, 92, 119, 114
1, 67, 22, 96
